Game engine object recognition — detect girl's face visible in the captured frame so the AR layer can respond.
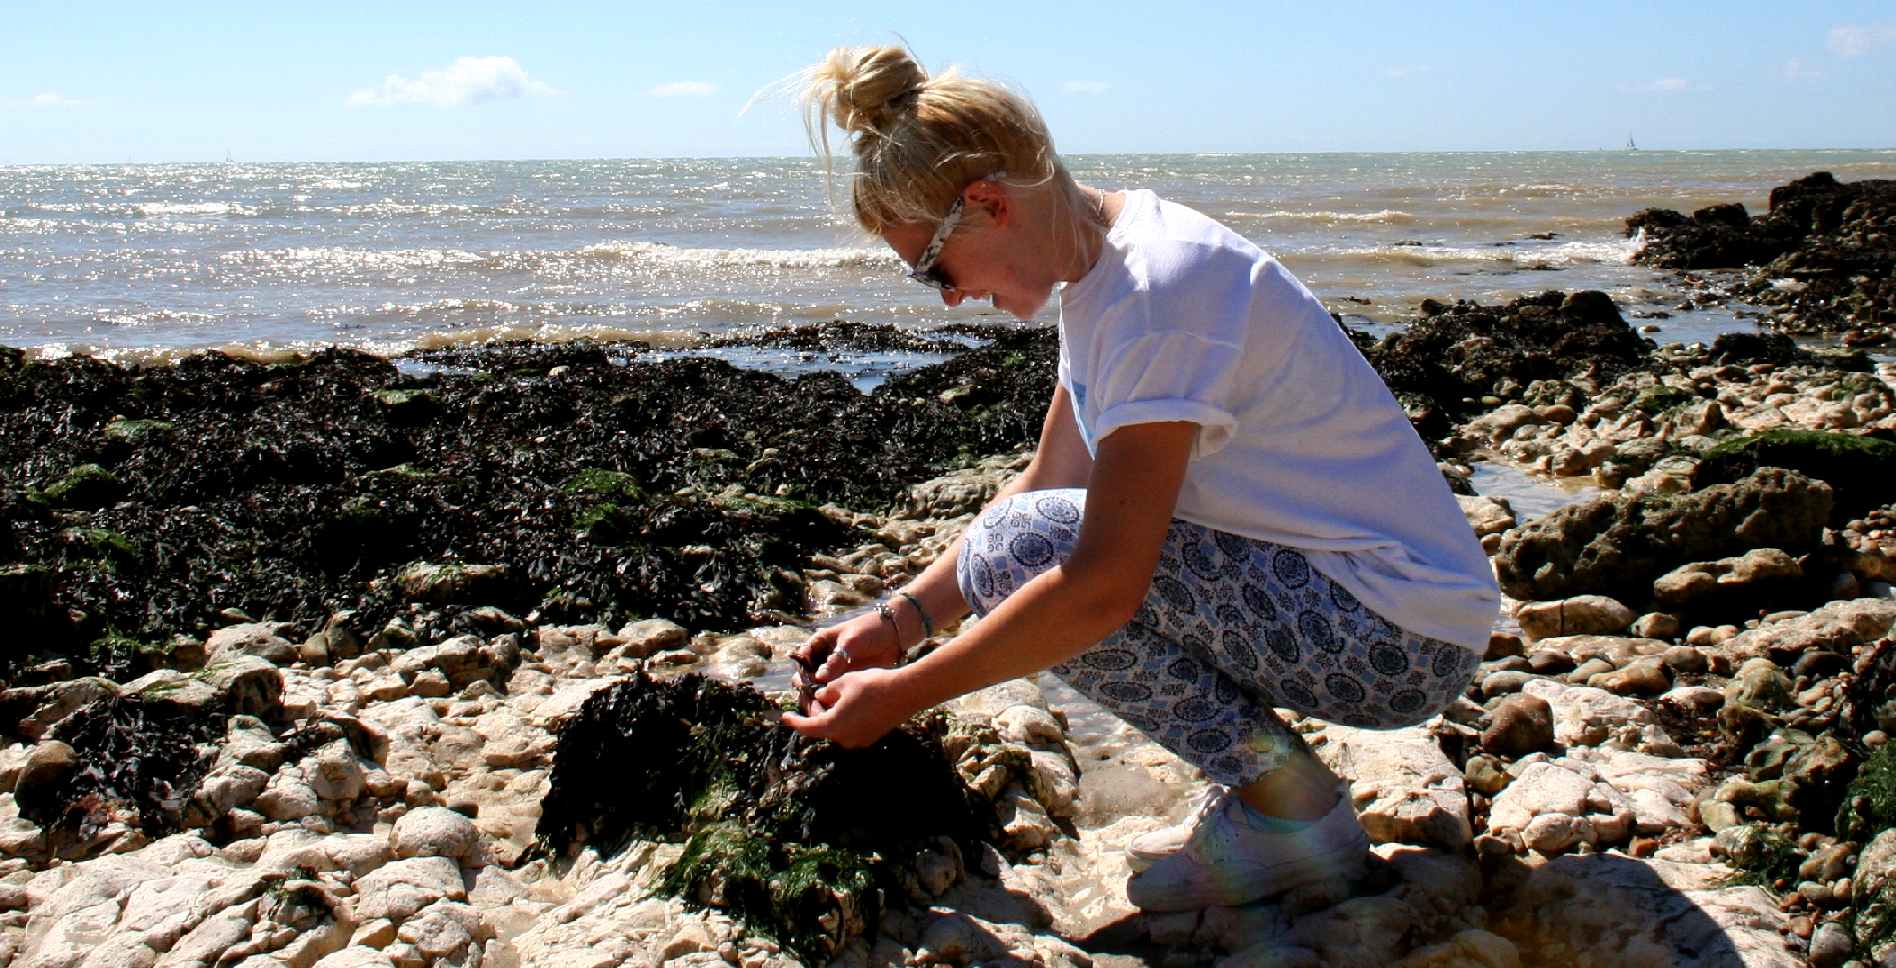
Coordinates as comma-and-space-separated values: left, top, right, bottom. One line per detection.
881, 183, 1059, 321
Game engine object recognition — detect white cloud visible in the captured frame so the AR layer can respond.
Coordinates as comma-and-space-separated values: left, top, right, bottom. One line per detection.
1618, 77, 1694, 94
16, 91, 85, 108
649, 81, 718, 98
1062, 80, 1110, 96
347, 56, 559, 108
1828, 23, 1896, 57
1782, 57, 1823, 81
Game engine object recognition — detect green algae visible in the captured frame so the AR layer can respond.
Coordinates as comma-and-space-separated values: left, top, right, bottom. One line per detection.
1698, 429, 1896, 520
43, 464, 123, 509
1722, 824, 1804, 889
103, 417, 175, 443
1838, 744, 1896, 844
1631, 384, 1697, 415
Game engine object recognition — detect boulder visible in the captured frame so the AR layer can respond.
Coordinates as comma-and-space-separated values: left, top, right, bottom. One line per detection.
391, 807, 483, 866
1315, 724, 1471, 849
202, 655, 283, 717
1482, 694, 1555, 758
1494, 468, 1832, 604
205, 623, 300, 665
1514, 595, 1635, 641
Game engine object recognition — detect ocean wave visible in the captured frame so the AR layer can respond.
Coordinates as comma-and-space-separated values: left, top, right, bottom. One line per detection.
576, 241, 896, 270
1224, 209, 1417, 225
134, 201, 258, 217
1290, 237, 1640, 269
98, 309, 220, 328
219, 247, 489, 271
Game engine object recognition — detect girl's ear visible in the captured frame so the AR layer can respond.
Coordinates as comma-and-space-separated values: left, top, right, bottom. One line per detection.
964, 178, 1009, 227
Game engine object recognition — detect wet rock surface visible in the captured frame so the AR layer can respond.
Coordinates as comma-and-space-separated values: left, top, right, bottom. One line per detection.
1630, 171, 1896, 338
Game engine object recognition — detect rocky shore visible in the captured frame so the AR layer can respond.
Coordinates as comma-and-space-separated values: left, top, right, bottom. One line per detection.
4, 177, 1896, 967
1627, 171, 1894, 344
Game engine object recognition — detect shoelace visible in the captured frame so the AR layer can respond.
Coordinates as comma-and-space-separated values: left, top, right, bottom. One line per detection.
1173, 784, 1231, 853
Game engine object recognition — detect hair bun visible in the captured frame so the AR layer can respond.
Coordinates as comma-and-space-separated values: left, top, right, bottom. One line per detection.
822, 46, 926, 135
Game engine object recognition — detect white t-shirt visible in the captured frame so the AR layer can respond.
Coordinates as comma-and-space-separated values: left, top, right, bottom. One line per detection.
1058, 189, 1498, 651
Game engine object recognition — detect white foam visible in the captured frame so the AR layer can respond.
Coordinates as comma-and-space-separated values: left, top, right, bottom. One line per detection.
576, 241, 895, 271
1304, 237, 1640, 268
1224, 209, 1417, 225
134, 201, 254, 217
219, 247, 487, 270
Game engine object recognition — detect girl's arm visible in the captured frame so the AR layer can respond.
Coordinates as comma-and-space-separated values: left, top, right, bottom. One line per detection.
783, 419, 1196, 747
791, 383, 1095, 680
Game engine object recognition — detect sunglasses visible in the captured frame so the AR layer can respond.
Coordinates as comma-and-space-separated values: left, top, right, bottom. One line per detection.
905, 171, 1005, 293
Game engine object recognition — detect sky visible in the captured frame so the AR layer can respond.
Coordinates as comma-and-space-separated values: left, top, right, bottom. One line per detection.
3, 0, 1893, 164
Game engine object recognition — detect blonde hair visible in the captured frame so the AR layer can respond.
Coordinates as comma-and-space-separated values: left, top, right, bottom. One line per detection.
799, 45, 1088, 235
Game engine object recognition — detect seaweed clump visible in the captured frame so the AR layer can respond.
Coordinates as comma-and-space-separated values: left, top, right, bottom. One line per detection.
1366, 290, 1654, 442
12, 695, 221, 849
0, 324, 1065, 679
533, 670, 993, 961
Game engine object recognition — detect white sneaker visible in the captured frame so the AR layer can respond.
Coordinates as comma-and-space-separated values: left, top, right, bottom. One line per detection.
1125, 783, 1227, 873
1124, 784, 1368, 912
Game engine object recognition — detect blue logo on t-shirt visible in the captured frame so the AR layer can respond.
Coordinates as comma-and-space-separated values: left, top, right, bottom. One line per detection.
1069, 380, 1095, 448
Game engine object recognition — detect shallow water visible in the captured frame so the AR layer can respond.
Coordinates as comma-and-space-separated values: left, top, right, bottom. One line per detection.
1467, 460, 1602, 524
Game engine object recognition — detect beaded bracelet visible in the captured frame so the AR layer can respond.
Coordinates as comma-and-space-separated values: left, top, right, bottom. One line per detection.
874, 602, 901, 649
896, 590, 936, 639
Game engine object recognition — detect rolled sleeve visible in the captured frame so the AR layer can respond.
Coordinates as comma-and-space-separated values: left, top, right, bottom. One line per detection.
1091, 331, 1243, 459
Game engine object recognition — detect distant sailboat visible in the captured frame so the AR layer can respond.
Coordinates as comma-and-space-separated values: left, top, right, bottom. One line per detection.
1627, 135, 1639, 151
224, 149, 235, 164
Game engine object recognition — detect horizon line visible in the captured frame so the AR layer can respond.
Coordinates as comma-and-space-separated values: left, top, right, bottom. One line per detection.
5, 145, 1896, 167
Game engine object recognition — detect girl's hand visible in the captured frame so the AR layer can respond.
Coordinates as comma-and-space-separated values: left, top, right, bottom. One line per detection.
780, 667, 912, 748
790, 610, 902, 700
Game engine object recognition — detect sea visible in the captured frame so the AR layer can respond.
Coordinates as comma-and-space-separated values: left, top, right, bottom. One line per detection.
4, 150, 1895, 363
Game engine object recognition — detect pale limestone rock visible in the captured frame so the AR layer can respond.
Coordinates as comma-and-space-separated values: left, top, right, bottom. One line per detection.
1520, 679, 1680, 755
998, 786, 1057, 852
993, 705, 1065, 748
1536, 634, 1670, 667
353, 857, 466, 924
1487, 756, 1637, 854
1563, 747, 1710, 834
255, 770, 323, 821
1491, 853, 1798, 967
310, 948, 398, 968
1514, 596, 1636, 641
1718, 597, 1896, 662
256, 831, 391, 878
396, 900, 490, 959
1458, 494, 1518, 539
5, 678, 120, 741
1659, 685, 1724, 717
204, 655, 284, 718
1026, 751, 1079, 819
305, 740, 368, 803
1315, 724, 1471, 849
614, 619, 688, 658
206, 622, 301, 664
391, 807, 483, 866
1282, 895, 1413, 966
122, 669, 220, 712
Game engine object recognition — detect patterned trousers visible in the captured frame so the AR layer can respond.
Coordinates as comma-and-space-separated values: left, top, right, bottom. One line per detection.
955, 488, 1482, 787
